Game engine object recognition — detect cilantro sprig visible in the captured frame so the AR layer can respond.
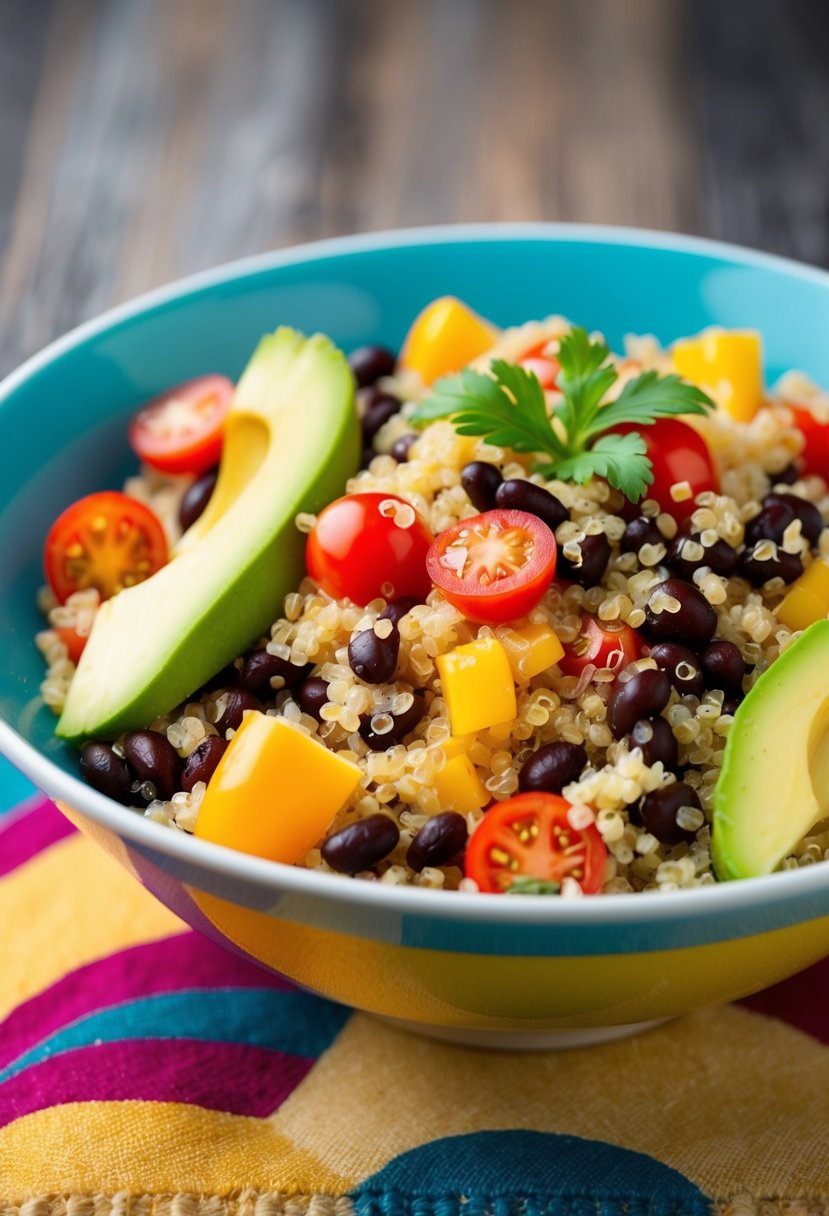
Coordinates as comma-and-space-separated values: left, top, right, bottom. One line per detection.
410, 326, 715, 502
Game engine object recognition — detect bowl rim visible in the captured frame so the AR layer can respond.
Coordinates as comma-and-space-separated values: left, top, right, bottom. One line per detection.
3, 219, 829, 927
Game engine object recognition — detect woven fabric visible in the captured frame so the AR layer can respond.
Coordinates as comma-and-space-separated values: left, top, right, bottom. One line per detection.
2, 765, 829, 1215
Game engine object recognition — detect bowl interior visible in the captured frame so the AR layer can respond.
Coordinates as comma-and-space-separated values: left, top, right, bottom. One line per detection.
4, 225, 829, 791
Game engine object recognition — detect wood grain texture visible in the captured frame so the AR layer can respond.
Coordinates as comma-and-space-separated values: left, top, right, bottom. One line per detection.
0, 0, 827, 375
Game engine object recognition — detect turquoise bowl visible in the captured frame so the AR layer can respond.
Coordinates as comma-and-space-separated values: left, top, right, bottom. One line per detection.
3, 225, 829, 1049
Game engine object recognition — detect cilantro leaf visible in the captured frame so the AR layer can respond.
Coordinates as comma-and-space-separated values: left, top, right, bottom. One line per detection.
504, 877, 562, 896
409, 324, 715, 503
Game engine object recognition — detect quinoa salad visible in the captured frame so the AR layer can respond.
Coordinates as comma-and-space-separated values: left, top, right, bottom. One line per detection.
35, 299, 829, 896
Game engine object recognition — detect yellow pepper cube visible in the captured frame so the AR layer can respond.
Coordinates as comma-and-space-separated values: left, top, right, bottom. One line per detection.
777, 558, 829, 632
434, 748, 489, 814
499, 622, 565, 682
399, 296, 498, 385
195, 712, 362, 863
672, 329, 764, 422
436, 637, 517, 736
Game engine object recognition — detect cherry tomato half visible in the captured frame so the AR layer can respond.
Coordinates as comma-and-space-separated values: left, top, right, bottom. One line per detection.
610, 418, 718, 521
518, 339, 561, 390
426, 509, 556, 624
44, 491, 169, 604
558, 612, 642, 678
306, 492, 433, 606
55, 626, 88, 665
129, 374, 234, 475
465, 792, 607, 894
788, 404, 829, 479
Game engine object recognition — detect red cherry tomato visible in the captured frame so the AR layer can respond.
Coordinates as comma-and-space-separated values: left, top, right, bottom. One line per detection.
426, 509, 556, 624
558, 613, 642, 678
129, 375, 234, 475
44, 491, 169, 605
306, 492, 433, 605
611, 418, 717, 520
788, 405, 829, 479
54, 626, 88, 665
518, 339, 560, 390
465, 792, 607, 894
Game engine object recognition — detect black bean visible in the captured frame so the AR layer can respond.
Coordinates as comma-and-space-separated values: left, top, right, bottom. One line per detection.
738, 542, 803, 586
461, 461, 503, 512
668, 532, 738, 580
360, 691, 427, 750
634, 782, 701, 845
391, 434, 417, 463
297, 676, 329, 722
743, 499, 796, 547
721, 694, 742, 715
379, 596, 422, 627
772, 462, 799, 486
625, 718, 678, 771
359, 388, 402, 442
348, 344, 396, 388
557, 532, 611, 587
407, 812, 469, 872
213, 688, 261, 736
322, 814, 400, 873
698, 641, 746, 693
79, 741, 133, 804
360, 447, 376, 470
348, 624, 400, 683
123, 729, 181, 801
494, 479, 569, 531
642, 578, 717, 647
181, 736, 228, 792
647, 641, 705, 699
607, 668, 672, 739
179, 467, 219, 532
765, 492, 823, 545
239, 648, 311, 693
518, 741, 587, 794
621, 516, 663, 554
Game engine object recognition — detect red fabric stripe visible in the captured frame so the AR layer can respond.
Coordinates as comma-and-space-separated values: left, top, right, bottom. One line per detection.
739, 956, 829, 1045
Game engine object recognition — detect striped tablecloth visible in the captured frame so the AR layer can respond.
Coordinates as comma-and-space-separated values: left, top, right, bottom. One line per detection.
1, 755, 828, 1215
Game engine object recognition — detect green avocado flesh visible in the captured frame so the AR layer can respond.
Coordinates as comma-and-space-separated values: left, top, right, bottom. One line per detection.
57, 327, 360, 743
712, 619, 829, 881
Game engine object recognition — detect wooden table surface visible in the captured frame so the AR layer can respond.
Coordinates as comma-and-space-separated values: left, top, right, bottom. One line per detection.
1, 0, 828, 376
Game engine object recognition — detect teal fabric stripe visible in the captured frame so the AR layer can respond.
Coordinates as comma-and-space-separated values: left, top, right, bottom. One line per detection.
0, 987, 349, 1083
0, 754, 38, 815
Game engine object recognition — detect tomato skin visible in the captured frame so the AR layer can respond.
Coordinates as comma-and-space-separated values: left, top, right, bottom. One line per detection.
558, 613, 642, 678
44, 491, 169, 604
789, 405, 829, 478
518, 339, 560, 390
611, 418, 717, 520
306, 492, 433, 606
129, 374, 233, 475
465, 792, 607, 894
426, 509, 557, 624
54, 626, 88, 664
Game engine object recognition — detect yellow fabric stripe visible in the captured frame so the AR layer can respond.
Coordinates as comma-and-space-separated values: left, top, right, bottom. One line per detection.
0, 1103, 350, 1204
0, 831, 183, 1021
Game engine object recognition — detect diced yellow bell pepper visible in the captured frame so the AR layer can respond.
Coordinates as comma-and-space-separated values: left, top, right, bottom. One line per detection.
777, 558, 829, 632
672, 329, 764, 422
434, 747, 489, 813
436, 637, 517, 736
399, 296, 498, 385
195, 712, 362, 862
499, 622, 565, 682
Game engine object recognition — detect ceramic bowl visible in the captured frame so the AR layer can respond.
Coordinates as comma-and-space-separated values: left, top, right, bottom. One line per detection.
3, 225, 829, 1049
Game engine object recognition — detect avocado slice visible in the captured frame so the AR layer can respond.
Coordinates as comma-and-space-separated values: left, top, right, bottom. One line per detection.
57, 328, 360, 743
712, 619, 829, 880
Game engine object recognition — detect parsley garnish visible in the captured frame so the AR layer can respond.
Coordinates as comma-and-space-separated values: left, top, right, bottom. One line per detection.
504, 877, 562, 896
410, 326, 715, 502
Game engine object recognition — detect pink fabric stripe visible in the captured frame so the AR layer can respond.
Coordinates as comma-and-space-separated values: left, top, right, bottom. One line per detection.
0, 1038, 313, 1127
739, 957, 829, 1045
0, 797, 75, 877
0, 931, 291, 1071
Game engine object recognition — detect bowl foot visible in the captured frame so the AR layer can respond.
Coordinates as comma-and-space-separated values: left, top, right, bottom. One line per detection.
372, 1015, 670, 1051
